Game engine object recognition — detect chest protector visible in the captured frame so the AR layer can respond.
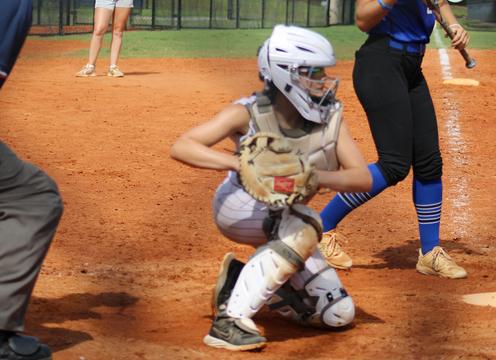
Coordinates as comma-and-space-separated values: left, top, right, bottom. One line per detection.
248, 92, 342, 172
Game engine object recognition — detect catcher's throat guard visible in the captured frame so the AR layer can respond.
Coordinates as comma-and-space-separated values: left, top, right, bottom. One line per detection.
238, 132, 318, 207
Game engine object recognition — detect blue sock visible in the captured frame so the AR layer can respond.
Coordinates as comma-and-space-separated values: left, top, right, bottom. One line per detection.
413, 178, 442, 254
320, 163, 389, 232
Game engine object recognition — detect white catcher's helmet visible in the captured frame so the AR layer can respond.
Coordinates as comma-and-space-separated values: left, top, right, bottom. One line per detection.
258, 24, 340, 124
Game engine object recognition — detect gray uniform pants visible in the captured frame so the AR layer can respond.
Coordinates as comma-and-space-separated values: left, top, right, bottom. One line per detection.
0, 142, 63, 332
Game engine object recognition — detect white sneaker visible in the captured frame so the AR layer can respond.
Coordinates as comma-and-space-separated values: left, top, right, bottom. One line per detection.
107, 65, 124, 77
76, 64, 96, 77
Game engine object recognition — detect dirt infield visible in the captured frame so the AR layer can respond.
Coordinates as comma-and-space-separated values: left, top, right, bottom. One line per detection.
1, 39, 496, 359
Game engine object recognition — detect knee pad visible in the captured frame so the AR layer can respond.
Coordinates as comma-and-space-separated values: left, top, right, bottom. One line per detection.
278, 204, 323, 260
263, 204, 322, 260
267, 267, 355, 328
226, 205, 322, 318
304, 267, 355, 327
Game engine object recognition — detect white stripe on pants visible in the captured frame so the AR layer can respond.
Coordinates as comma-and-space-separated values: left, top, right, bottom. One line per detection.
213, 172, 342, 289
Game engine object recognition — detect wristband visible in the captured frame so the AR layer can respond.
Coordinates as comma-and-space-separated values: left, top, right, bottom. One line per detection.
377, 0, 393, 11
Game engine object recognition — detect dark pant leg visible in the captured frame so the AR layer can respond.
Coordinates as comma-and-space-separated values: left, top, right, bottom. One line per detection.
409, 74, 443, 181
352, 39, 414, 186
0, 142, 63, 331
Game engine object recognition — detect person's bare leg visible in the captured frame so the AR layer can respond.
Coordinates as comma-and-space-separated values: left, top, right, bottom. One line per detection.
109, 7, 132, 67
88, 7, 114, 66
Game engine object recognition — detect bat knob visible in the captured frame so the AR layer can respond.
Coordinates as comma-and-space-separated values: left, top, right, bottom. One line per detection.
466, 58, 476, 69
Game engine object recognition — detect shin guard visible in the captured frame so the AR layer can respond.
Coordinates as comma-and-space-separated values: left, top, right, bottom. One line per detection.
226, 205, 322, 318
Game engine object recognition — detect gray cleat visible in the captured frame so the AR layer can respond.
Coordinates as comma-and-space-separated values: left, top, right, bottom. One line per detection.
211, 253, 244, 315
203, 312, 267, 351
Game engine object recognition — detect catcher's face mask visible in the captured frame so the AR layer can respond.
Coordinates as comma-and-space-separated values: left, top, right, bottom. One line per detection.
290, 66, 339, 108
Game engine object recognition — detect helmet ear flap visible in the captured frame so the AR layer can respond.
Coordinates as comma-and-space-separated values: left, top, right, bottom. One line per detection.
257, 39, 271, 83
257, 45, 264, 82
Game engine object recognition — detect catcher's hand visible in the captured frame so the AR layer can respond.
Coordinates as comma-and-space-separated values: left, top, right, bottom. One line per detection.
238, 132, 318, 207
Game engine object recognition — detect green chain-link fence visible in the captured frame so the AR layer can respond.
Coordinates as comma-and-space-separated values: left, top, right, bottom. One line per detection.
30, 0, 356, 35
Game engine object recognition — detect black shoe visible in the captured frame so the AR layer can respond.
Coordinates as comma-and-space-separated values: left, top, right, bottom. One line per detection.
211, 253, 244, 315
0, 332, 52, 360
203, 312, 267, 351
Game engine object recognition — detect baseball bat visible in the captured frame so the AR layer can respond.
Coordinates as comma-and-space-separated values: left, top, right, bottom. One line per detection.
426, 0, 476, 69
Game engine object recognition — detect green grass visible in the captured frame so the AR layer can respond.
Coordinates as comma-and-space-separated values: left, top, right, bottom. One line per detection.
33, 25, 367, 60
461, 30, 496, 48
32, 20, 495, 60
430, 4, 496, 48
429, 25, 496, 49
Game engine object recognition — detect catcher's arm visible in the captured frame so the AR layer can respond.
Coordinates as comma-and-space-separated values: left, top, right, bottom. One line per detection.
170, 104, 250, 171
315, 121, 372, 193
425, 0, 475, 69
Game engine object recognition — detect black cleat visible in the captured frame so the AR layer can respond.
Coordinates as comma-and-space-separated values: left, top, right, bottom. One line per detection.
0, 332, 52, 360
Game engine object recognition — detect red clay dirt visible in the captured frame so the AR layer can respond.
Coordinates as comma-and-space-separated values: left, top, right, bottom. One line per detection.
1, 38, 495, 359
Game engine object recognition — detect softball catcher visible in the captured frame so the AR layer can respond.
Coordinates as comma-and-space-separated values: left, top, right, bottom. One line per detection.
171, 25, 372, 351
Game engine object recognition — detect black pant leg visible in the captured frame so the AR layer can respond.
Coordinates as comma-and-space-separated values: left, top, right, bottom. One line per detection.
409, 74, 443, 181
352, 40, 414, 186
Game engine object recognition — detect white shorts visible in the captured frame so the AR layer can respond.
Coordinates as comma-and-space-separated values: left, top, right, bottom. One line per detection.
95, 0, 133, 9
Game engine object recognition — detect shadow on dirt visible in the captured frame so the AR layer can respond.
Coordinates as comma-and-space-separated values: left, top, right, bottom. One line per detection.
26, 292, 139, 352
354, 306, 385, 325
123, 71, 161, 76
353, 238, 478, 270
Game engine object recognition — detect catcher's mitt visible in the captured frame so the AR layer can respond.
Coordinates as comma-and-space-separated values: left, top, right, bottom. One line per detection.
238, 132, 318, 207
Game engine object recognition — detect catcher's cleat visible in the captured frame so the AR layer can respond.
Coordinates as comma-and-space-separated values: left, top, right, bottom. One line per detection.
416, 246, 467, 279
318, 230, 352, 270
211, 253, 244, 315
75, 64, 96, 77
0, 332, 52, 360
107, 65, 124, 77
203, 312, 267, 351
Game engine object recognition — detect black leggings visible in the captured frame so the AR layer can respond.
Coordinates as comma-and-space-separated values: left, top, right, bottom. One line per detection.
353, 35, 442, 186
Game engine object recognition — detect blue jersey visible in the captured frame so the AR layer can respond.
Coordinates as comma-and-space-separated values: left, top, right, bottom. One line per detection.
0, 0, 32, 88
369, 0, 435, 44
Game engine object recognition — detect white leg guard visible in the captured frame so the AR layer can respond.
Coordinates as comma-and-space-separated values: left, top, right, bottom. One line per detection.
226, 205, 322, 318
267, 249, 355, 328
